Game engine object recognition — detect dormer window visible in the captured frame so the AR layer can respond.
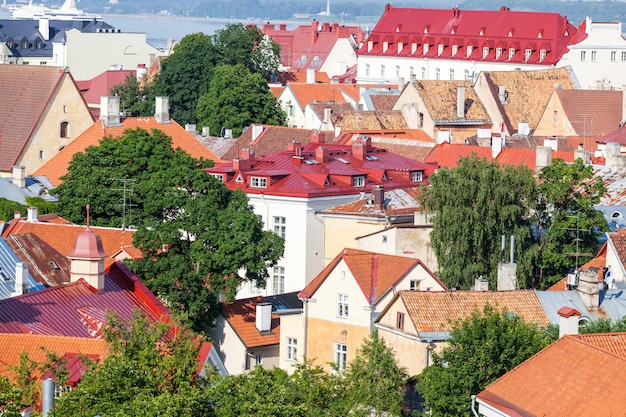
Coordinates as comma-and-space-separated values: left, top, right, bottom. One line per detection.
21, 40, 29, 49
383, 41, 388, 53
209, 173, 224, 182
466, 45, 473, 57
410, 171, 423, 182
397, 42, 403, 54
368, 41, 373, 52
35, 40, 42, 49
235, 174, 243, 183
496, 47, 502, 59
352, 176, 365, 187
251, 177, 267, 188
525, 49, 531, 61
451, 45, 458, 56
423, 44, 429, 54
482, 47, 489, 59
539, 49, 546, 62
508, 48, 515, 60
411, 43, 417, 54
438, 44, 444, 56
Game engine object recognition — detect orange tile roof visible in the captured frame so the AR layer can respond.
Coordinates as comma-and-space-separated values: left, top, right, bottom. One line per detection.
278, 70, 330, 84
2, 221, 135, 269
0, 334, 107, 382
288, 83, 361, 108
555, 89, 622, 137
424, 143, 493, 168
34, 117, 222, 186
573, 332, 626, 357
398, 290, 550, 333
495, 148, 574, 169
369, 94, 400, 111
608, 228, 626, 268
477, 335, 626, 416
221, 296, 280, 348
0, 66, 75, 172
299, 248, 446, 304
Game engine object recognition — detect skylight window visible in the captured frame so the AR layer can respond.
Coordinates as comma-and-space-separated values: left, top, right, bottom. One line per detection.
336, 157, 349, 164
365, 155, 379, 161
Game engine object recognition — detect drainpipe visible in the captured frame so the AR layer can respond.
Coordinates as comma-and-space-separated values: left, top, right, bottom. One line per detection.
42, 378, 54, 416
471, 395, 480, 417
301, 298, 309, 363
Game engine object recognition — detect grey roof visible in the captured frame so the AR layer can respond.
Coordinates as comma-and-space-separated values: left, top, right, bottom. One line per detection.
0, 237, 45, 299
263, 291, 302, 312
0, 18, 115, 58
0, 176, 56, 205
535, 289, 626, 323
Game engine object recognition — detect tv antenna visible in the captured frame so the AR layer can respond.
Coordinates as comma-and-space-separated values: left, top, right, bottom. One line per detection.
112, 178, 137, 229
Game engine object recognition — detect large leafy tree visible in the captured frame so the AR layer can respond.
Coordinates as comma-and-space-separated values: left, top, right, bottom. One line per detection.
53, 128, 283, 328
110, 72, 157, 117
531, 158, 608, 287
51, 312, 213, 417
418, 305, 554, 417
196, 63, 286, 137
420, 154, 537, 289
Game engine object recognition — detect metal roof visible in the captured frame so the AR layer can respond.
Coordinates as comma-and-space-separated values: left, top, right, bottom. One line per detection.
0, 238, 45, 299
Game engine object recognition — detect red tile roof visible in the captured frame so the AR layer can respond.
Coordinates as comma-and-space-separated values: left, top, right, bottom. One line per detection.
597, 124, 626, 145
424, 143, 493, 168
396, 289, 550, 333
78, 69, 135, 106
0, 66, 78, 172
608, 229, 626, 268
34, 117, 222, 186
221, 296, 280, 348
554, 89, 622, 137
210, 137, 438, 198
277, 70, 330, 85
360, 6, 580, 66
2, 220, 135, 269
0, 262, 169, 337
262, 21, 365, 70
477, 335, 626, 416
287, 83, 361, 109
299, 248, 447, 303
495, 148, 574, 169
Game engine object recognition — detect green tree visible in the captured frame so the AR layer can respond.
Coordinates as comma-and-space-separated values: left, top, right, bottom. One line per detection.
0, 376, 23, 417
53, 127, 283, 328
110, 72, 157, 117
153, 32, 217, 125
418, 305, 554, 417
25, 197, 56, 216
420, 154, 537, 289
0, 198, 25, 221
343, 332, 408, 417
531, 158, 608, 287
52, 312, 213, 417
196, 63, 286, 138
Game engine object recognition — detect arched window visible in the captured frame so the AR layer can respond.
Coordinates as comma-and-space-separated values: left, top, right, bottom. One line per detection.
60, 121, 69, 138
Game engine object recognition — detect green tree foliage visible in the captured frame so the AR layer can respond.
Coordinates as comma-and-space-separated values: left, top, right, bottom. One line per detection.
196, 63, 286, 137
418, 305, 554, 417
0, 198, 25, 221
24, 197, 57, 216
153, 32, 217, 125
52, 312, 212, 417
343, 331, 408, 417
53, 128, 283, 328
420, 155, 537, 289
0, 376, 23, 417
531, 158, 608, 287
110, 72, 157, 117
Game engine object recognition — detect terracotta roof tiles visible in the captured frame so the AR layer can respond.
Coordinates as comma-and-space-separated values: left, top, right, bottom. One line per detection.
369, 94, 400, 111
608, 228, 626, 268
34, 117, 222, 186
413, 80, 490, 122
424, 143, 493, 168
221, 296, 280, 348
554, 89, 622, 137
335, 110, 409, 131
288, 83, 361, 109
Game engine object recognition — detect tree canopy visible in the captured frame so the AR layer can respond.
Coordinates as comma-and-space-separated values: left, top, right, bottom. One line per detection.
53, 127, 284, 329
420, 155, 608, 290
418, 305, 554, 417
196, 63, 286, 137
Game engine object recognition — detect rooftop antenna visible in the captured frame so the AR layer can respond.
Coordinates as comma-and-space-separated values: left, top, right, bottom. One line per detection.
86, 204, 90, 228
112, 178, 136, 230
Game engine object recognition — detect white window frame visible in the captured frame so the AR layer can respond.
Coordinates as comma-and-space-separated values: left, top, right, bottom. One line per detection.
539, 49, 546, 62
435, 68, 440, 80
209, 173, 223, 181
286, 337, 298, 361
591, 50, 597, 62
380, 64, 385, 77
409, 279, 421, 290
451, 45, 458, 56
466, 45, 473, 57
581, 50, 587, 62
334, 342, 347, 372
611, 51, 617, 62
524, 49, 531, 61
449, 69, 454, 80
437, 44, 443, 56
482, 46, 489, 59
272, 216, 286, 239
395, 65, 400, 76
411, 171, 423, 182
365, 63, 370, 76
622, 51, 626, 62
496, 47, 502, 59
272, 266, 285, 294
251, 177, 267, 188
352, 176, 365, 187
337, 294, 349, 318
508, 48, 515, 60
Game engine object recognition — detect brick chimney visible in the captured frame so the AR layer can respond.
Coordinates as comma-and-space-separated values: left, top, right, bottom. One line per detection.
311, 20, 318, 45
100, 96, 121, 126
352, 135, 372, 160
576, 269, 601, 310
288, 140, 302, 156
558, 306, 581, 338
154, 96, 170, 124
372, 185, 385, 211
255, 302, 272, 333
316, 146, 329, 163
311, 131, 325, 143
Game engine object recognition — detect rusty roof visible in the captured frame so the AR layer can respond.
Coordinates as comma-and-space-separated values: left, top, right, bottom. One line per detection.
477, 334, 626, 416
369, 94, 400, 111
335, 110, 409, 131
595, 165, 626, 206
319, 186, 423, 218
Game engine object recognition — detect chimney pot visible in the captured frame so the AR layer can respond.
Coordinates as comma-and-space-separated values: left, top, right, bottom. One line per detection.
311, 131, 325, 143
372, 185, 385, 211
558, 306, 582, 337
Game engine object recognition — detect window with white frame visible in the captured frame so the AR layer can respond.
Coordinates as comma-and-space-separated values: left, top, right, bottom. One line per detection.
250, 281, 262, 293
482, 47, 489, 59
449, 69, 454, 80
496, 47, 502, 59
466, 45, 473, 57
352, 176, 365, 187
423, 44, 429, 54
581, 50, 587, 61
337, 294, 349, 318
251, 177, 267, 188
411, 43, 417, 54
286, 337, 297, 361
451, 45, 458, 56
272, 266, 285, 294
409, 279, 421, 290
591, 50, 597, 62
435, 68, 440, 80
365, 64, 370, 76
410, 171, 423, 182
395, 65, 400, 76
524, 49, 531, 61
611, 51, 617, 62
209, 173, 224, 182
380, 64, 385, 77
438, 44, 443, 56
622, 51, 626, 62
334, 343, 347, 372
409, 66, 414, 76
272, 216, 286, 238
508, 48, 515, 60
464, 69, 470, 80
539, 49, 546, 62
421, 67, 426, 79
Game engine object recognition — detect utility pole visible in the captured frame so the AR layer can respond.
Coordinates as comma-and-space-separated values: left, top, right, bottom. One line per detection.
112, 178, 136, 229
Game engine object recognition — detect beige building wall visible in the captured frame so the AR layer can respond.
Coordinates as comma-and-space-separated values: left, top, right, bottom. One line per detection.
210, 316, 249, 375
306, 317, 370, 372
56, 29, 165, 80
278, 312, 306, 373
534, 93, 575, 137
321, 39, 359, 78
15, 72, 93, 175
473, 73, 510, 136
393, 84, 435, 135
376, 299, 445, 376
322, 216, 382, 265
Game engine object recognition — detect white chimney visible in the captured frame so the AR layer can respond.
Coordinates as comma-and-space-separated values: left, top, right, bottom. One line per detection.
574, 144, 589, 164
323, 107, 332, 123
154, 96, 170, 124
398, 76, 405, 89
202, 126, 209, 136
576, 269, 601, 310
498, 85, 507, 104
306, 68, 316, 84
255, 302, 272, 333
27, 207, 38, 222
535, 146, 552, 172
12, 165, 25, 188
457, 84, 466, 119
474, 277, 488, 291
38, 17, 50, 41
251, 124, 264, 141
185, 124, 197, 134
558, 306, 581, 338
136, 64, 147, 81
14, 262, 28, 296
100, 96, 121, 126
518, 121, 530, 136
